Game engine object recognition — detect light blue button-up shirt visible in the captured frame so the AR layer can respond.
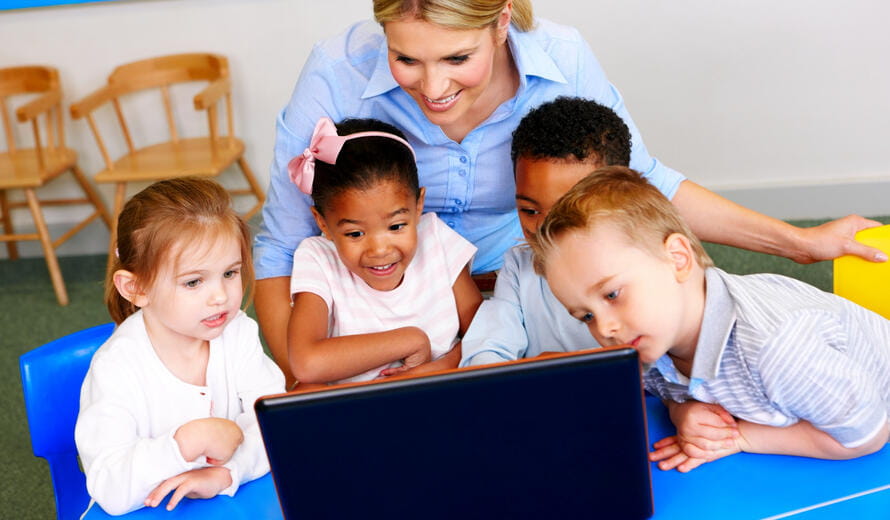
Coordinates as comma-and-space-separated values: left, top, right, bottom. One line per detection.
254, 18, 685, 278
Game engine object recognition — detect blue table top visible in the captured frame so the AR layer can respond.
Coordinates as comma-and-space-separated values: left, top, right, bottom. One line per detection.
82, 474, 283, 519
647, 396, 890, 519
84, 396, 890, 519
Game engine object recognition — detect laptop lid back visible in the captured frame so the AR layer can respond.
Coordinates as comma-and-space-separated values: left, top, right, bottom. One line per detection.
256, 347, 652, 519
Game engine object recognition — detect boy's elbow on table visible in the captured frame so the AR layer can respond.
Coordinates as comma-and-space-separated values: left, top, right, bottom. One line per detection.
842, 421, 890, 459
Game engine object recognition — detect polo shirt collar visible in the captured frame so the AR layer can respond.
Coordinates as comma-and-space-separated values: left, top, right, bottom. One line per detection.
689, 268, 737, 382
361, 23, 567, 100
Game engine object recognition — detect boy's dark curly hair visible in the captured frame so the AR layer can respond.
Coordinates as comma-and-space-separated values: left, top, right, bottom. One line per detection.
510, 96, 631, 168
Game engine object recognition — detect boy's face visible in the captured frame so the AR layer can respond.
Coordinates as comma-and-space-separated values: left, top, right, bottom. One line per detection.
514, 158, 600, 241
543, 223, 700, 364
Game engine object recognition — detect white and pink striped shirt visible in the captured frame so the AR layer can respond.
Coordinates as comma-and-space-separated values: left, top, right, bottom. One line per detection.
290, 212, 477, 383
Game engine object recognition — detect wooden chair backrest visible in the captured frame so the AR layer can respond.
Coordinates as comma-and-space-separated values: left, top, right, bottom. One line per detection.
80, 53, 232, 167
107, 53, 227, 93
0, 65, 65, 169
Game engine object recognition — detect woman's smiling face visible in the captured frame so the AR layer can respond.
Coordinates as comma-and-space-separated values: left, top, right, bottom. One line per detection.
384, 18, 503, 136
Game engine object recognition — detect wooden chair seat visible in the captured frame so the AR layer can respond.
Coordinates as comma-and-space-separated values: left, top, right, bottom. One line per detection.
94, 137, 243, 182
0, 146, 77, 188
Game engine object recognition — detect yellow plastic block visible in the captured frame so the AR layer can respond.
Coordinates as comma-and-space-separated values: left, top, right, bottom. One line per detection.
833, 224, 890, 319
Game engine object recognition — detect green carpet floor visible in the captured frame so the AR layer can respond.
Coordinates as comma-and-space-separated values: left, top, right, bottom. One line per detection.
2, 216, 887, 518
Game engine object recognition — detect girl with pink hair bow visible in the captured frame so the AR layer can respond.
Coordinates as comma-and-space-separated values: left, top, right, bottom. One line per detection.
286, 117, 482, 386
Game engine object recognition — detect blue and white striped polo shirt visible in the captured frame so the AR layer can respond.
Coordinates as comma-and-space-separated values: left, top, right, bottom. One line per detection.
644, 267, 890, 448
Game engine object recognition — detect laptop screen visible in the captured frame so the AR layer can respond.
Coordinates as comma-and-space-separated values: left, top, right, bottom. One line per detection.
256, 347, 652, 519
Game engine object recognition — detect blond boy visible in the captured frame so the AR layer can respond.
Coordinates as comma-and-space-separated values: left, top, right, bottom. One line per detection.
530, 165, 890, 470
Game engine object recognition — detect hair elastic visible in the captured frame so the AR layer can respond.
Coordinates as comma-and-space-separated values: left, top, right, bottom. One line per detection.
287, 117, 416, 195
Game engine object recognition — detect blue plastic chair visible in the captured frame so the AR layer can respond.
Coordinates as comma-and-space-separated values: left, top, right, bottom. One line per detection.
20, 322, 114, 520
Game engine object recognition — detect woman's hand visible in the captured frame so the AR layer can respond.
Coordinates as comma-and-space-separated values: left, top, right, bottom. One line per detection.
793, 214, 887, 264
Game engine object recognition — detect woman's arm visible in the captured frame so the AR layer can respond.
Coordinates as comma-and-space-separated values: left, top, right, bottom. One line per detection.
672, 180, 886, 263
255, 276, 295, 388
288, 292, 431, 384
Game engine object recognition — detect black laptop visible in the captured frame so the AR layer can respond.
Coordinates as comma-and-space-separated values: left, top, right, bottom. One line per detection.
255, 347, 653, 519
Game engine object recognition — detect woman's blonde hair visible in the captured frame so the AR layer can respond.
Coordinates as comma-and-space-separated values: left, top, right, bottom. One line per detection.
373, 0, 534, 32
105, 177, 254, 324
529, 166, 713, 276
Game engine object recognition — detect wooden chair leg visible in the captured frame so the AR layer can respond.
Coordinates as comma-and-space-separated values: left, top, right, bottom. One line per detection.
25, 188, 68, 306
106, 182, 128, 273
0, 189, 19, 260
71, 164, 112, 229
236, 156, 265, 220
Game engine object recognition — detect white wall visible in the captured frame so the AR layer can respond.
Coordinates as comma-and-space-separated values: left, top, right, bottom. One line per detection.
2, 0, 889, 256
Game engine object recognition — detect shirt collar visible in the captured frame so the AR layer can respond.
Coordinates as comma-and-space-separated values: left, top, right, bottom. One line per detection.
361, 23, 567, 100
689, 268, 738, 382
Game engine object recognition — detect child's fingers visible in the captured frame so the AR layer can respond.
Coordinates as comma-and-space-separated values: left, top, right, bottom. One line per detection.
378, 366, 407, 377
649, 438, 682, 462
682, 440, 733, 459
656, 450, 689, 471
165, 483, 192, 511
677, 456, 708, 473
145, 475, 183, 508
713, 408, 738, 427
652, 435, 679, 450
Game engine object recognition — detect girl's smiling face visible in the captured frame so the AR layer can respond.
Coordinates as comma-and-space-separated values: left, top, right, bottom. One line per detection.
313, 181, 425, 292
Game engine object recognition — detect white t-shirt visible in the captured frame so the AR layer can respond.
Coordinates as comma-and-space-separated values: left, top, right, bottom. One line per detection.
74, 311, 285, 516
291, 212, 476, 383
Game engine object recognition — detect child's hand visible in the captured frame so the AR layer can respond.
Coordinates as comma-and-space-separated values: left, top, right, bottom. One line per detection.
174, 418, 244, 464
668, 400, 739, 459
377, 327, 431, 377
649, 434, 741, 472
144, 466, 232, 511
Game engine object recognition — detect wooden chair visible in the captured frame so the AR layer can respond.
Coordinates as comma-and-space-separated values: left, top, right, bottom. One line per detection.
69, 53, 264, 250
0, 66, 112, 306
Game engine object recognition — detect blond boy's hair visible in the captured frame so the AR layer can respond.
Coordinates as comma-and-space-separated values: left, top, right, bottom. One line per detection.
373, 0, 534, 32
529, 166, 713, 275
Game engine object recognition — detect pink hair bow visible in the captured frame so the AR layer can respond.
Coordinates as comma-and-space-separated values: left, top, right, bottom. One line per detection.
287, 116, 417, 195
288, 117, 341, 195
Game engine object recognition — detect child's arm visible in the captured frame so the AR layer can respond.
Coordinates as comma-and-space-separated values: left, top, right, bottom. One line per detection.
453, 264, 484, 337
381, 264, 482, 377
735, 418, 889, 459
174, 418, 243, 465
288, 291, 431, 383
213, 316, 287, 491
653, 417, 890, 473
460, 248, 531, 367
76, 351, 219, 515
